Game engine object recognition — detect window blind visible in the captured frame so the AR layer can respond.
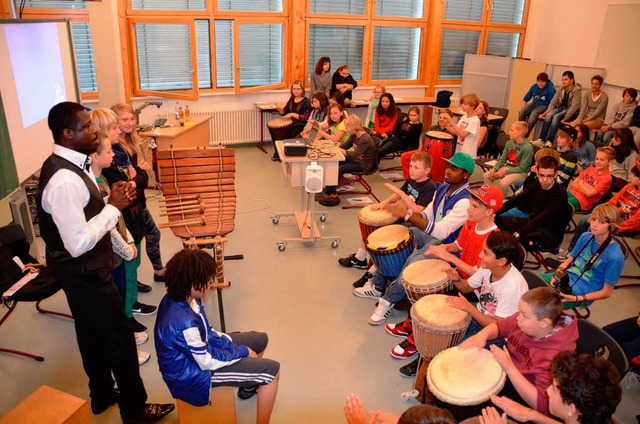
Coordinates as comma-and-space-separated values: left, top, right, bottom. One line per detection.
490, 0, 525, 24
217, 0, 282, 12
308, 25, 364, 80
214, 20, 234, 88
444, 0, 483, 21
238, 24, 283, 87
135, 23, 193, 90
485, 32, 520, 57
16, 0, 85, 9
71, 22, 98, 93
195, 20, 211, 89
372, 27, 420, 80
375, 0, 423, 18
309, 0, 365, 15
131, 0, 205, 11
439, 30, 479, 79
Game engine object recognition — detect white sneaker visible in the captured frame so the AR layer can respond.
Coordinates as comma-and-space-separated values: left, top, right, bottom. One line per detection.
544, 141, 553, 148
531, 139, 545, 148
135, 331, 148, 346
369, 298, 393, 326
353, 281, 382, 299
138, 350, 150, 365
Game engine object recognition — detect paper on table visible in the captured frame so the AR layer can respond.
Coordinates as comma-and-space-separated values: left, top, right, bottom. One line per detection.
346, 197, 374, 205
337, 185, 355, 192
484, 160, 498, 167
380, 172, 403, 180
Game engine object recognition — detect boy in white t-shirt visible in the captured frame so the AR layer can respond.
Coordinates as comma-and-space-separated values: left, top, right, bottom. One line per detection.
440, 93, 481, 158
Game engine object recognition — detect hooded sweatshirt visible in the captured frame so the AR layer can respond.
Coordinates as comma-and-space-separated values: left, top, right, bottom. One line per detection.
547, 83, 583, 121
497, 313, 578, 416
522, 80, 556, 107
604, 100, 638, 129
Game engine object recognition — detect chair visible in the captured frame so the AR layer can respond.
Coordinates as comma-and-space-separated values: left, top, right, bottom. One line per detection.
523, 203, 574, 271
515, 242, 527, 271
0, 223, 72, 362
616, 232, 640, 286
489, 107, 509, 131
341, 135, 382, 209
576, 319, 629, 378
521, 270, 591, 319
379, 112, 410, 168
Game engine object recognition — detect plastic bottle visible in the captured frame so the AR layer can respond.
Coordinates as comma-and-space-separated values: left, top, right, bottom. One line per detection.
185, 105, 190, 123
178, 106, 185, 126
174, 102, 180, 122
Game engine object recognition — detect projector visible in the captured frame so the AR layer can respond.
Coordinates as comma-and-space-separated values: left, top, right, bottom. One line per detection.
283, 142, 308, 157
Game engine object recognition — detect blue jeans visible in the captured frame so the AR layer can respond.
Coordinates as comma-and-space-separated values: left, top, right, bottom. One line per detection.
499, 206, 530, 219
373, 236, 443, 305
519, 103, 547, 137
568, 213, 591, 251
539, 108, 567, 142
597, 129, 615, 145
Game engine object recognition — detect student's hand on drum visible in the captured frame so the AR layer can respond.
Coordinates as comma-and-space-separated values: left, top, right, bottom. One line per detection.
489, 345, 514, 371
385, 201, 407, 219
446, 293, 473, 313
479, 406, 508, 424
458, 335, 483, 350
343, 394, 374, 424
490, 395, 538, 422
443, 267, 461, 282
384, 183, 405, 198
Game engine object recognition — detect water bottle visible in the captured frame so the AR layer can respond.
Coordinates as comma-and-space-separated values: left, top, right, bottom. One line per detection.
174, 102, 180, 122
185, 105, 190, 123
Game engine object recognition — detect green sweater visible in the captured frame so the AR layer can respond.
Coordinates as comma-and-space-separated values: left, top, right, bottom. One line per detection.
495, 139, 534, 174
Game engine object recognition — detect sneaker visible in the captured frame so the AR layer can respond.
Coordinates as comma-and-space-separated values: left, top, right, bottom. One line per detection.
544, 141, 553, 148
137, 281, 152, 293
129, 317, 147, 333
137, 350, 150, 365
153, 270, 165, 282
134, 331, 148, 346
319, 193, 340, 207
368, 298, 393, 326
132, 301, 157, 316
399, 358, 420, 377
390, 338, 418, 359
353, 272, 372, 288
531, 139, 545, 148
338, 253, 368, 269
385, 318, 412, 338
353, 281, 382, 299
237, 385, 259, 400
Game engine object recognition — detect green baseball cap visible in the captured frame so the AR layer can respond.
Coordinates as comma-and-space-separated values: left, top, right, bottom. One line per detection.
443, 152, 475, 174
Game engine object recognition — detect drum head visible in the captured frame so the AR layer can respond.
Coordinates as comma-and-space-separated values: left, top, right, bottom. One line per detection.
411, 294, 470, 331
428, 346, 506, 406
366, 224, 411, 249
268, 117, 293, 128
427, 130, 453, 141
403, 259, 449, 288
358, 205, 397, 227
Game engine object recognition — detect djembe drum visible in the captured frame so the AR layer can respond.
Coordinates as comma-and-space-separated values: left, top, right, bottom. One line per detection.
424, 130, 454, 183
357, 205, 397, 243
366, 225, 415, 278
428, 346, 507, 421
267, 117, 293, 142
401, 259, 452, 304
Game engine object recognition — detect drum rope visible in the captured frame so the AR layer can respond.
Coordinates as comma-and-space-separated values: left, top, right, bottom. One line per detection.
169, 146, 195, 238
215, 147, 224, 235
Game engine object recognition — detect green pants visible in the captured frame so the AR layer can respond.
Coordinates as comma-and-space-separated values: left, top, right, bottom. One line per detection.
566, 191, 582, 212
540, 272, 590, 310
123, 243, 141, 318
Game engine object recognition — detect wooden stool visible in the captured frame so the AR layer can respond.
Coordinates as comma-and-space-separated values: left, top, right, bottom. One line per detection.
176, 386, 236, 423
0, 385, 91, 424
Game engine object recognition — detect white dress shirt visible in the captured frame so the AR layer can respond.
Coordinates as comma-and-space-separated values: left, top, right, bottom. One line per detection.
41, 144, 120, 258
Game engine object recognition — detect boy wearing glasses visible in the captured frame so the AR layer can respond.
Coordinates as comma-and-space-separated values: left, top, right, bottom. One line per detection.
495, 156, 573, 251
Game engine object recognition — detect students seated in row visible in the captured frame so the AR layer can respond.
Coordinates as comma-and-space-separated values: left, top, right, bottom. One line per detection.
364, 85, 385, 129
304, 91, 329, 132
495, 156, 573, 252
309, 56, 331, 98
564, 163, 640, 254
155, 249, 280, 424
609, 127, 639, 189
543, 203, 624, 306
386, 185, 504, 377
461, 287, 578, 415
597, 87, 638, 145
552, 124, 579, 188
330, 64, 357, 101
371, 93, 398, 140
519, 72, 556, 137
485, 351, 621, 424
310, 103, 349, 144
534, 71, 582, 148
339, 152, 436, 274
575, 123, 596, 173
477, 100, 500, 159
483, 121, 534, 197
353, 153, 475, 325
570, 74, 608, 130
318, 115, 376, 207
376, 106, 424, 162
566, 146, 615, 212
439, 93, 481, 158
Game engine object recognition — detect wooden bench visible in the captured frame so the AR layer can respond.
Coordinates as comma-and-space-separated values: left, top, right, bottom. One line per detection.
0, 385, 91, 424
176, 386, 236, 423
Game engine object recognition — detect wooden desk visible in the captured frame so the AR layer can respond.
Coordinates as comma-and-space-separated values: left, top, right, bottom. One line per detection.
271, 139, 344, 250
445, 106, 504, 124
139, 114, 213, 151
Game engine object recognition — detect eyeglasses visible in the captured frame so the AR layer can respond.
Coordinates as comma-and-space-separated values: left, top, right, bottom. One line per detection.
537, 173, 555, 180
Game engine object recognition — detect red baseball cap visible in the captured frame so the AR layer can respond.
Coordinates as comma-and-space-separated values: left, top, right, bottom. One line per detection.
467, 184, 503, 212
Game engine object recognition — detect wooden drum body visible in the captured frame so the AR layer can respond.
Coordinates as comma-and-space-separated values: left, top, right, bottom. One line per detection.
410, 294, 470, 360
427, 346, 506, 406
402, 259, 452, 303
267, 117, 293, 142
424, 130, 453, 184
366, 224, 415, 278
357, 205, 397, 243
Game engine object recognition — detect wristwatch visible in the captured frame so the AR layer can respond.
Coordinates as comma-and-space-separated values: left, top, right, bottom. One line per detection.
404, 209, 414, 222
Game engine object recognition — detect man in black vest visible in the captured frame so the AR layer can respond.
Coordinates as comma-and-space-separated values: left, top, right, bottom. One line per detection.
37, 102, 174, 423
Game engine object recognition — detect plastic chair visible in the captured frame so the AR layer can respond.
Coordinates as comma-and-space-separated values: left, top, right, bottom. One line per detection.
521, 270, 591, 319
489, 107, 509, 131
523, 203, 574, 271
577, 319, 629, 378
0, 223, 72, 362
341, 135, 382, 209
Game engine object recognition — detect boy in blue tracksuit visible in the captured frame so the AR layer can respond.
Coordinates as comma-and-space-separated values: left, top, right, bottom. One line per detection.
155, 249, 280, 424
519, 72, 556, 137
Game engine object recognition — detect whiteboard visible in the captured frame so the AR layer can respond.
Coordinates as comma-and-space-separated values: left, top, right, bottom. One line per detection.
595, 4, 640, 88
546, 64, 605, 89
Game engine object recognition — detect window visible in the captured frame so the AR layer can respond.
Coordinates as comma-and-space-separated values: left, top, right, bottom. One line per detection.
238, 24, 283, 87
444, 0, 483, 22
71, 22, 98, 93
371, 27, 421, 80
375, 0, 424, 18
490, 0, 526, 24
439, 30, 479, 79
214, 21, 234, 88
131, 0, 205, 11
218, 0, 282, 12
486, 32, 520, 57
308, 0, 365, 15
307, 25, 364, 80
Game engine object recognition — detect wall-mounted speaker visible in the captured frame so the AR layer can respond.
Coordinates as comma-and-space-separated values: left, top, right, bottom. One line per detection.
305, 162, 324, 193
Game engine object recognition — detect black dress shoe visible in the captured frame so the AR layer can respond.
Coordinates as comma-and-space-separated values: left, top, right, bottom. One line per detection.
129, 317, 147, 333
137, 281, 152, 293
153, 273, 164, 282
91, 390, 119, 414
122, 403, 175, 424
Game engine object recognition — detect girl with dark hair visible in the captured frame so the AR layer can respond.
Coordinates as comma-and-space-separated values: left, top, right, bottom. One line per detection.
310, 56, 331, 98
376, 105, 423, 161
300, 92, 329, 138
571, 74, 608, 129
575, 123, 595, 173
330, 64, 358, 101
610, 127, 639, 186
372, 92, 398, 139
